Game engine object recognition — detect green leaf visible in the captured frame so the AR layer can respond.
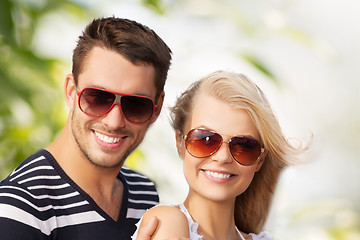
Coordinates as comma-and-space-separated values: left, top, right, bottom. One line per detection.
0, 0, 15, 43
241, 54, 280, 85
142, 0, 166, 15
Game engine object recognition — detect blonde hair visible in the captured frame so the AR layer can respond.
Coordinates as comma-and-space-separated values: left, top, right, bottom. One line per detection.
170, 70, 305, 233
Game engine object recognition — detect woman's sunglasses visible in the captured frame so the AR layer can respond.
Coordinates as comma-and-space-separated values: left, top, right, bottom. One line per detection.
184, 129, 265, 166
77, 87, 156, 124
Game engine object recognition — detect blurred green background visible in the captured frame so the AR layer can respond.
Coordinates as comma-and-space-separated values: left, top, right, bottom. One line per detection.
1, 0, 359, 239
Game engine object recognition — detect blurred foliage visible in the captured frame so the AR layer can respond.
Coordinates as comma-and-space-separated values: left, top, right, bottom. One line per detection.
142, 0, 166, 15
241, 54, 279, 85
124, 149, 146, 170
0, 0, 93, 178
288, 200, 360, 239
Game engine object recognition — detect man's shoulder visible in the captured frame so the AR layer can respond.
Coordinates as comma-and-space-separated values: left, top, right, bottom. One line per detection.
1, 149, 56, 186
0, 149, 56, 237
120, 167, 160, 220
119, 166, 158, 189
0, 149, 66, 211
120, 166, 158, 195
0, 149, 72, 217
1, 149, 52, 184
0, 150, 108, 238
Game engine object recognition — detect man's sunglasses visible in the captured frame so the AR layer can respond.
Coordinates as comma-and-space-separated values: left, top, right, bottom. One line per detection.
77, 87, 156, 124
184, 129, 265, 166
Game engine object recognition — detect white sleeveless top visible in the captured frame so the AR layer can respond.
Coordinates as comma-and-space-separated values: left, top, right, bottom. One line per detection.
132, 204, 274, 240
178, 203, 273, 240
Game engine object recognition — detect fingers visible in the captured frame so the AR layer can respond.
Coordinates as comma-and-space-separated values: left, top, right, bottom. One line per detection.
136, 216, 158, 240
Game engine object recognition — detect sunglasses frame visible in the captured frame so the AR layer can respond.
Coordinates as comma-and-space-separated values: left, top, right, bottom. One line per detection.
76, 87, 157, 124
183, 128, 265, 166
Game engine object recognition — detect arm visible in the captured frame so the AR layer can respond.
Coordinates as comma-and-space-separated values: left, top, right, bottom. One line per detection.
135, 206, 190, 240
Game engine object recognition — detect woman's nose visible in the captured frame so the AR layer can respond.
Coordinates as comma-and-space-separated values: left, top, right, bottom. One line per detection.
210, 141, 233, 164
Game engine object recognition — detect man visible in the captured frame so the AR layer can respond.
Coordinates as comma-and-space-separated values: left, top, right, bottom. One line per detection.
0, 17, 172, 239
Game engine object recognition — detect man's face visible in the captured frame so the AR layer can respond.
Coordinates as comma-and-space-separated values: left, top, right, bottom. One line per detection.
68, 47, 161, 169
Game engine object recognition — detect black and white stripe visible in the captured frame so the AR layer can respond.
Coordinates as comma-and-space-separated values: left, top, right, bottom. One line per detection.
121, 167, 159, 219
0, 150, 159, 239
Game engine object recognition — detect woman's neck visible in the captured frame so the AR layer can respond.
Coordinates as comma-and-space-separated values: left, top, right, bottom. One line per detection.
184, 194, 242, 240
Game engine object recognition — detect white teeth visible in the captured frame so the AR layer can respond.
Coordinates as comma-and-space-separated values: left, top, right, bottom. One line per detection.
94, 131, 121, 144
204, 171, 231, 179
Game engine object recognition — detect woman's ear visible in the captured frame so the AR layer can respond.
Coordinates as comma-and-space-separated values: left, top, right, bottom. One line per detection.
175, 130, 185, 159
64, 74, 77, 109
255, 150, 267, 172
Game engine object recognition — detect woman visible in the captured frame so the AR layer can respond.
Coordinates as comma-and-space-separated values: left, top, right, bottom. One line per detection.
134, 70, 306, 240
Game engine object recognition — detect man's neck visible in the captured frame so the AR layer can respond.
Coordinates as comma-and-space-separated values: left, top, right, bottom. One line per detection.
46, 126, 124, 221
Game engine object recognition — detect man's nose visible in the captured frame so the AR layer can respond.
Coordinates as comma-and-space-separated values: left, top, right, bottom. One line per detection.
101, 103, 126, 129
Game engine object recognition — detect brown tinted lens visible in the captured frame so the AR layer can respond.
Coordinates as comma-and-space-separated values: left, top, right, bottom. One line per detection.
121, 96, 154, 123
79, 88, 115, 116
185, 129, 222, 158
229, 137, 261, 165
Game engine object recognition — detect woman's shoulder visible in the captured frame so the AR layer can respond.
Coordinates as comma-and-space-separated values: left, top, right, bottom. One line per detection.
141, 205, 190, 239
144, 205, 187, 221
249, 231, 274, 240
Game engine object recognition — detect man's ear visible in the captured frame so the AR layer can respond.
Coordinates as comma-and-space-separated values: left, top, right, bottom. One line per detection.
64, 74, 77, 110
150, 91, 165, 124
175, 130, 185, 159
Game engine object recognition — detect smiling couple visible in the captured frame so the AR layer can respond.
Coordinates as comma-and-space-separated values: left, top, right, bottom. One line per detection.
0, 17, 305, 240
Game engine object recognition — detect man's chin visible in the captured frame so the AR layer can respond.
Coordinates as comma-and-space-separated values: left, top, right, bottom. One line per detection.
84, 152, 125, 169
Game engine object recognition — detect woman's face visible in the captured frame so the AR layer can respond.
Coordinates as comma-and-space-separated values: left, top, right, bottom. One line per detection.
177, 92, 264, 203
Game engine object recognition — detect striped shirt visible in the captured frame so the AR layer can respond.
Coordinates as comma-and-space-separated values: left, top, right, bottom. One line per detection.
0, 149, 159, 239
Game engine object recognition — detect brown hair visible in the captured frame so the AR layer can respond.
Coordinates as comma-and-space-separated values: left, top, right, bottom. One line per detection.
72, 17, 172, 99
170, 70, 306, 233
